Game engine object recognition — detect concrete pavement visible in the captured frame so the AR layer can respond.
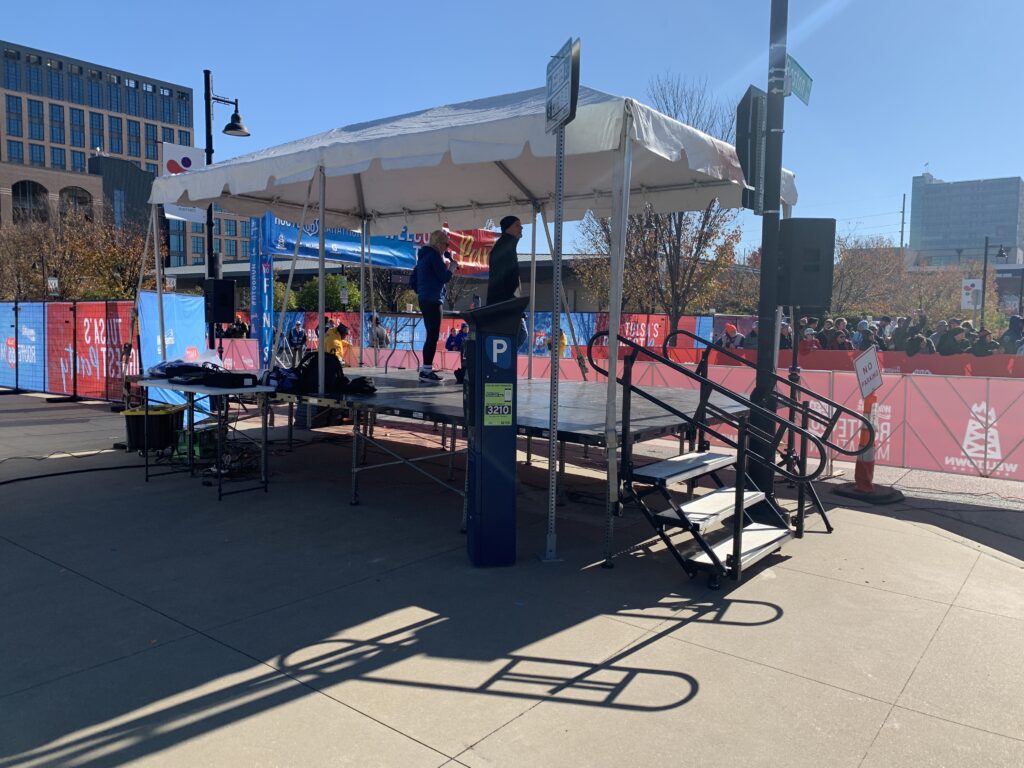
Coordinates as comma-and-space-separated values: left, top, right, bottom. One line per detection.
0, 393, 1021, 767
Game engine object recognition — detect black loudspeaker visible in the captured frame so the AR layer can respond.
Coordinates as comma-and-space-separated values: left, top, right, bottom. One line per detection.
778, 218, 836, 311
204, 279, 235, 324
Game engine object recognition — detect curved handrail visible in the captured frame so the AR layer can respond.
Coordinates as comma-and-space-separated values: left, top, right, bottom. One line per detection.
587, 332, 828, 483
662, 328, 874, 457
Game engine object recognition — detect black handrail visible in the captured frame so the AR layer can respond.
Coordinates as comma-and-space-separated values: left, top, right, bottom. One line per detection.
662, 328, 874, 457
587, 332, 828, 483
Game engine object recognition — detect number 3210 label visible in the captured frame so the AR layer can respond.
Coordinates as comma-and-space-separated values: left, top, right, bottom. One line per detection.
483, 383, 513, 426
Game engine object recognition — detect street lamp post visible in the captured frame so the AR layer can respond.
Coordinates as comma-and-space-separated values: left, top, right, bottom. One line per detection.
203, 69, 250, 349
980, 236, 990, 331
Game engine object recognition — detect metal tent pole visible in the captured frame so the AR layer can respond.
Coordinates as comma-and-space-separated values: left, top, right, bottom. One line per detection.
271, 174, 316, 363
601, 105, 634, 564
367, 219, 377, 368
359, 221, 366, 367
317, 166, 326, 395
359, 221, 367, 367
527, 207, 539, 377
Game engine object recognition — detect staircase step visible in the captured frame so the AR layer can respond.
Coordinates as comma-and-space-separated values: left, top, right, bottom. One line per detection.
691, 523, 793, 570
632, 451, 735, 485
654, 488, 765, 531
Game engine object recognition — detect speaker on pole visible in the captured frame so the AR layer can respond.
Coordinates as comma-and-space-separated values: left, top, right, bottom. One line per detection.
778, 218, 836, 312
204, 279, 235, 324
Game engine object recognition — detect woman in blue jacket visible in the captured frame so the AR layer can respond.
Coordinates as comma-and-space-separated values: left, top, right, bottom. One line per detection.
411, 229, 457, 381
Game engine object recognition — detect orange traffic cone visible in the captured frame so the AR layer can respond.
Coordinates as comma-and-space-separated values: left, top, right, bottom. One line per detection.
834, 393, 904, 505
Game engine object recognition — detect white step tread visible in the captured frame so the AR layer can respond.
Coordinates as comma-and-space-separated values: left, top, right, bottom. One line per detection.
632, 451, 735, 484
691, 523, 793, 567
655, 488, 765, 531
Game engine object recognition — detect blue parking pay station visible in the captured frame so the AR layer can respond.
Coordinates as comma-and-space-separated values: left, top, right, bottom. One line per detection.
462, 297, 530, 567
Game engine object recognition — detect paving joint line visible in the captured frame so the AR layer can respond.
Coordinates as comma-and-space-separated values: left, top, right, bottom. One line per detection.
888, 703, 1024, 745
774, 562, 970, 609
854, 551, 982, 768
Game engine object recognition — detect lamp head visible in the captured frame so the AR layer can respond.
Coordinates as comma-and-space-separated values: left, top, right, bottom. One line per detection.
223, 107, 249, 137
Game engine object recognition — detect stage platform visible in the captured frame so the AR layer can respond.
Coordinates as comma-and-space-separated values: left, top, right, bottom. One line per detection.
279, 368, 746, 447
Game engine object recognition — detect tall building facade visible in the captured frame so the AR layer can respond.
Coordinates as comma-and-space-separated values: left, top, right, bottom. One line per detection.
0, 40, 249, 271
909, 172, 1024, 267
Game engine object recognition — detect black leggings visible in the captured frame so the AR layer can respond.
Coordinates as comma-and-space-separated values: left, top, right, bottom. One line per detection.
419, 298, 442, 367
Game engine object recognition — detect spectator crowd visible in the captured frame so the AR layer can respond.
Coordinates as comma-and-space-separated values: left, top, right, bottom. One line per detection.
716, 312, 1024, 358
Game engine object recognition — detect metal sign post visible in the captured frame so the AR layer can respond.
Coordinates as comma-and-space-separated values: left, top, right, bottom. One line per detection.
542, 37, 580, 562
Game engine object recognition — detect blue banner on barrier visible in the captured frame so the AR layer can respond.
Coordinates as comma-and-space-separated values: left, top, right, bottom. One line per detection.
137, 291, 208, 409
9, 303, 47, 391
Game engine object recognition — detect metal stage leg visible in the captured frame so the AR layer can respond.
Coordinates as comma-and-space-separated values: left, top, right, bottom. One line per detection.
216, 395, 224, 502
525, 435, 533, 464
144, 391, 149, 482
287, 400, 294, 450
187, 392, 195, 476
557, 440, 568, 506
447, 421, 456, 481
261, 393, 269, 492
350, 408, 361, 505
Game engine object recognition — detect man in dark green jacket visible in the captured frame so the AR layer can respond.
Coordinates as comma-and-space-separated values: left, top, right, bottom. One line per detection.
486, 215, 523, 304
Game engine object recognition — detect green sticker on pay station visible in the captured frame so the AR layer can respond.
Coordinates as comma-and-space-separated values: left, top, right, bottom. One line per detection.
483, 383, 513, 426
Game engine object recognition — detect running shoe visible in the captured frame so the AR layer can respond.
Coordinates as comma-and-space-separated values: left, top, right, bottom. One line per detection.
419, 370, 443, 382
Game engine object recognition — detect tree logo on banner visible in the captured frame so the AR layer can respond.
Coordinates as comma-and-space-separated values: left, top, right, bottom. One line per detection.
947, 401, 1016, 477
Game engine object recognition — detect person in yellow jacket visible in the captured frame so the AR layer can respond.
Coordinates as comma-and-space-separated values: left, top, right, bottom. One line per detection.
546, 328, 568, 358
324, 323, 354, 366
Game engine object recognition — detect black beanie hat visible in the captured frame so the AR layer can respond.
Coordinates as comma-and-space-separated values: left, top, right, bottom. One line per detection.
500, 215, 520, 232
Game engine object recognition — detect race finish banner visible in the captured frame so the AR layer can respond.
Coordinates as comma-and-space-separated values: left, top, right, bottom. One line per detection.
251, 214, 496, 274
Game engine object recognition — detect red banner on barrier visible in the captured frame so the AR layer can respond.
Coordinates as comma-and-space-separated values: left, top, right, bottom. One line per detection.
45, 301, 138, 398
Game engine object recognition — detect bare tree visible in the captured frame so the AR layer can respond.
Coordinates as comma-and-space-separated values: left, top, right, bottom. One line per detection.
572, 75, 742, 341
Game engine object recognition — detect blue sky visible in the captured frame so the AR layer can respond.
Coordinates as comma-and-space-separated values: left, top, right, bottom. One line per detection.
9, 0, 1023, 251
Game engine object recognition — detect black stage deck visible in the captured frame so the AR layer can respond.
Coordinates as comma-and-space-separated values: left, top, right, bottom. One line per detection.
285, 369, 746, 447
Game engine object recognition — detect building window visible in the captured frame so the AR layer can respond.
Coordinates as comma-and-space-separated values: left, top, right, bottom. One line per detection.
143, 91, 155, 119
213, 238, 221, 252
71, 150, 85, 172
29, 143, 45, 167
47, 67, 63, 99
224, 219, 237, 237
27, 99, 43, 140
162, 126, 174, 144
70, 108, 85, 147
125, 77, 137, 88
145, 162, 158, 174
192, 254, 205, 266
240, 219, 251, 238
126, 87, 138, 116
108, 81, 120, 112
177, 98, 190, 127
169, 234, 185, 256
69, 75, 83, 104
127, 119, 140, 157
4, 59, 19, 90
144, 123, 158, 160
225, 239, 238, 259
108, 116, 122, 153
142, 82, 153, 92
51, 147, 66, 169
161, 95, 173, 123
6, 140, 24, 164
5, 95, 22, 137
178, 130, 190, 146
213, 218, 221, 235
12, 180, 49, 223
59, 186, 92, 218
113, 189, 125, 228
191, 222, 204, 233
27, 65, 42, 95
192, 235, 204, 254
88, 78, 103, 108
49, 103, 65, 144
89, 112, 104, 150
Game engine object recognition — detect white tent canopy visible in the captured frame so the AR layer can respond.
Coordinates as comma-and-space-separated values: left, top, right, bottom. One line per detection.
149, 85, 798, 561
149, 86, 795, 231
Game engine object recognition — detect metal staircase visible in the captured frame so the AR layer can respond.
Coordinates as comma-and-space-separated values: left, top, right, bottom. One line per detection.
587, 331, 873, 588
